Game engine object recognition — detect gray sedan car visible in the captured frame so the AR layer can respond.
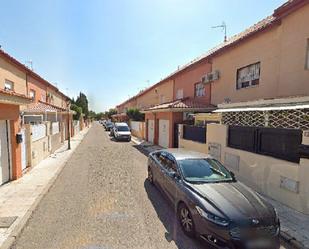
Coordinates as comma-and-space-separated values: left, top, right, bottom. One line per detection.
147, 149, 280, 249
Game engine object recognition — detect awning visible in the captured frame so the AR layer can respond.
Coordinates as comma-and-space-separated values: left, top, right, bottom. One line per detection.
214, 96, 309, 113
112, 113, 128, 119
214, 104, 309, 113
0, 89, 32, 105
22, 101, 67, 113
142, 98, 216, 113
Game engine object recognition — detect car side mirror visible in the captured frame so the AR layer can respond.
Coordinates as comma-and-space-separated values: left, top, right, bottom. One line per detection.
169, 171, 180, 180
230, 171, 236, 181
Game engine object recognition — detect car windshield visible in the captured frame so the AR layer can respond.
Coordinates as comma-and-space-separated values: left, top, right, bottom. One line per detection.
117, 126, 129, 131
178, 158, 234, 183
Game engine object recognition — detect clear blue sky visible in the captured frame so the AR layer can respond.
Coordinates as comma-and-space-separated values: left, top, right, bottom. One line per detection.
0, 0, 285, 112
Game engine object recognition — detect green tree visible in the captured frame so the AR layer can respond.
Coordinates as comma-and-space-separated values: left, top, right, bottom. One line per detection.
126, 108, 144, 121
75, 92, 89, 118
70, 104, 82, 120
88, 110, 96, 120
95, 112, 105, 120
107, 108, 117, 119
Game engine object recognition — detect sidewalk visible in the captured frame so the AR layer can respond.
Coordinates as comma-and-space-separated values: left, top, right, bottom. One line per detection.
131, 135, 309, 249
265, 196, 309, 249
0, 127, 90, 249
131, 136, 162, 155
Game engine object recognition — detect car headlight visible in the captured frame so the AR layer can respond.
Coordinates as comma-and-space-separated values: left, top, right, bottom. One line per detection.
196, 206, 229, 227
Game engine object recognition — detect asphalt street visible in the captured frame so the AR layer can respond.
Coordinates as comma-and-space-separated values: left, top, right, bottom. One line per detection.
11, 123, 290, 249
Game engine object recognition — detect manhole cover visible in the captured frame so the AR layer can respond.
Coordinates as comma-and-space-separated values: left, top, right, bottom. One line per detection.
0, 216, 17, 228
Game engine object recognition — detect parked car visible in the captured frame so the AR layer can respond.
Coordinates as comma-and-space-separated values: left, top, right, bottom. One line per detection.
104, 121, 114, 131
147, 149, 280, 249
110, 125, 115, 137
113, 123, 131, 141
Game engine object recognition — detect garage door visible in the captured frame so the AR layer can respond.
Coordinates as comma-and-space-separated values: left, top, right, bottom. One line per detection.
148, 120, 154, 143
159, 119, 169, 148
0, 120, 10, 185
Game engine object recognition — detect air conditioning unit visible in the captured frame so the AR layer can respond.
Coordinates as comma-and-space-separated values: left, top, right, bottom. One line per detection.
202, 70, 220, 84
212, 70, 220, 81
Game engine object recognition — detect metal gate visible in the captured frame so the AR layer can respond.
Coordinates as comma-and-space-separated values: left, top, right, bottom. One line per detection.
174, 124, 179, 148
21, 128, 27, 171
0, 120, 10, 184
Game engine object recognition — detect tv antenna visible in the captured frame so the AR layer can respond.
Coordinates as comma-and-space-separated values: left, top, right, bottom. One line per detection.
212, 22, 227, 42
25, 60, 34, 70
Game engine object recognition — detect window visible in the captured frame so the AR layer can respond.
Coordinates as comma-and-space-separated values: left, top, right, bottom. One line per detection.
4, 80, 14, 91
159, 94, 165, 104
29, 90, 36, 99
41, 93, 46, 102
236, 62, 260, 89
195, 82, 205, 97
116, 125, 130, 132
305, 39, 309, 70
176, 89, 183, 99
159, 152, 178, 173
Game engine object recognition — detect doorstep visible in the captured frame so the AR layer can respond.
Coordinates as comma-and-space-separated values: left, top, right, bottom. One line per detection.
0, 127, 90, 249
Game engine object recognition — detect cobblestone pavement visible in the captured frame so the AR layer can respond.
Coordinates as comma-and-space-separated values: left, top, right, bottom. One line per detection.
11, 123, 290, 249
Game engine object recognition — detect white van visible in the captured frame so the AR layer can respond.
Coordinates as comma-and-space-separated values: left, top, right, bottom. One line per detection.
114, 123, 131, 142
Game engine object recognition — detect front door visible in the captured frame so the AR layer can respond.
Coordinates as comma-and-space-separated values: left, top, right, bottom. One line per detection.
158, 119, 169, 148
148, 120, 154, 143
0, 120, 10, 185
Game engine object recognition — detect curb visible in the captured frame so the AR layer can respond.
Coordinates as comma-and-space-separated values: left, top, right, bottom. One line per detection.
131, 136, 143, 145
280, 231, 307, 249
0, 129, 90, 249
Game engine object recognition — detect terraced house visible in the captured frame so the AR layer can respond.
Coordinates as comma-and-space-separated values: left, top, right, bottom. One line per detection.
0, 49, 75, 185
115, 0, 309, 214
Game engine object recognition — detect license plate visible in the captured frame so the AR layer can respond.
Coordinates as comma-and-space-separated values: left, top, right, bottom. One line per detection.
246, 239, 272, 249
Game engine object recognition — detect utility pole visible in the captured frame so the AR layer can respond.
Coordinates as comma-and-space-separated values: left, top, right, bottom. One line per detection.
212, 22, 227, 42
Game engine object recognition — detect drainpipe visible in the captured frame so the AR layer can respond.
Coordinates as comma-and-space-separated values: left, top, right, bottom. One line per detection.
26, 73, 29, 97
209, 60, 213, 105
172, 79, 175, 100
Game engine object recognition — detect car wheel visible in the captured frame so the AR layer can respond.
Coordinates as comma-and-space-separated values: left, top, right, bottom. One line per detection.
148, 167, 154, 184
178, 203, 195, 237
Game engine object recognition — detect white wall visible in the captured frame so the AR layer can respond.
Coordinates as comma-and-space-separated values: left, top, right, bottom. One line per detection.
207, 123, 309, 214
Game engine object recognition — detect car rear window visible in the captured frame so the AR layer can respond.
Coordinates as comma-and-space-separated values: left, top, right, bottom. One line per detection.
117, 126, 129, 131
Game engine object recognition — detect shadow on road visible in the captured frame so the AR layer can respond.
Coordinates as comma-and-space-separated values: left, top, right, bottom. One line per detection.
132, 144, 150, 157
144, 179, 208, 249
